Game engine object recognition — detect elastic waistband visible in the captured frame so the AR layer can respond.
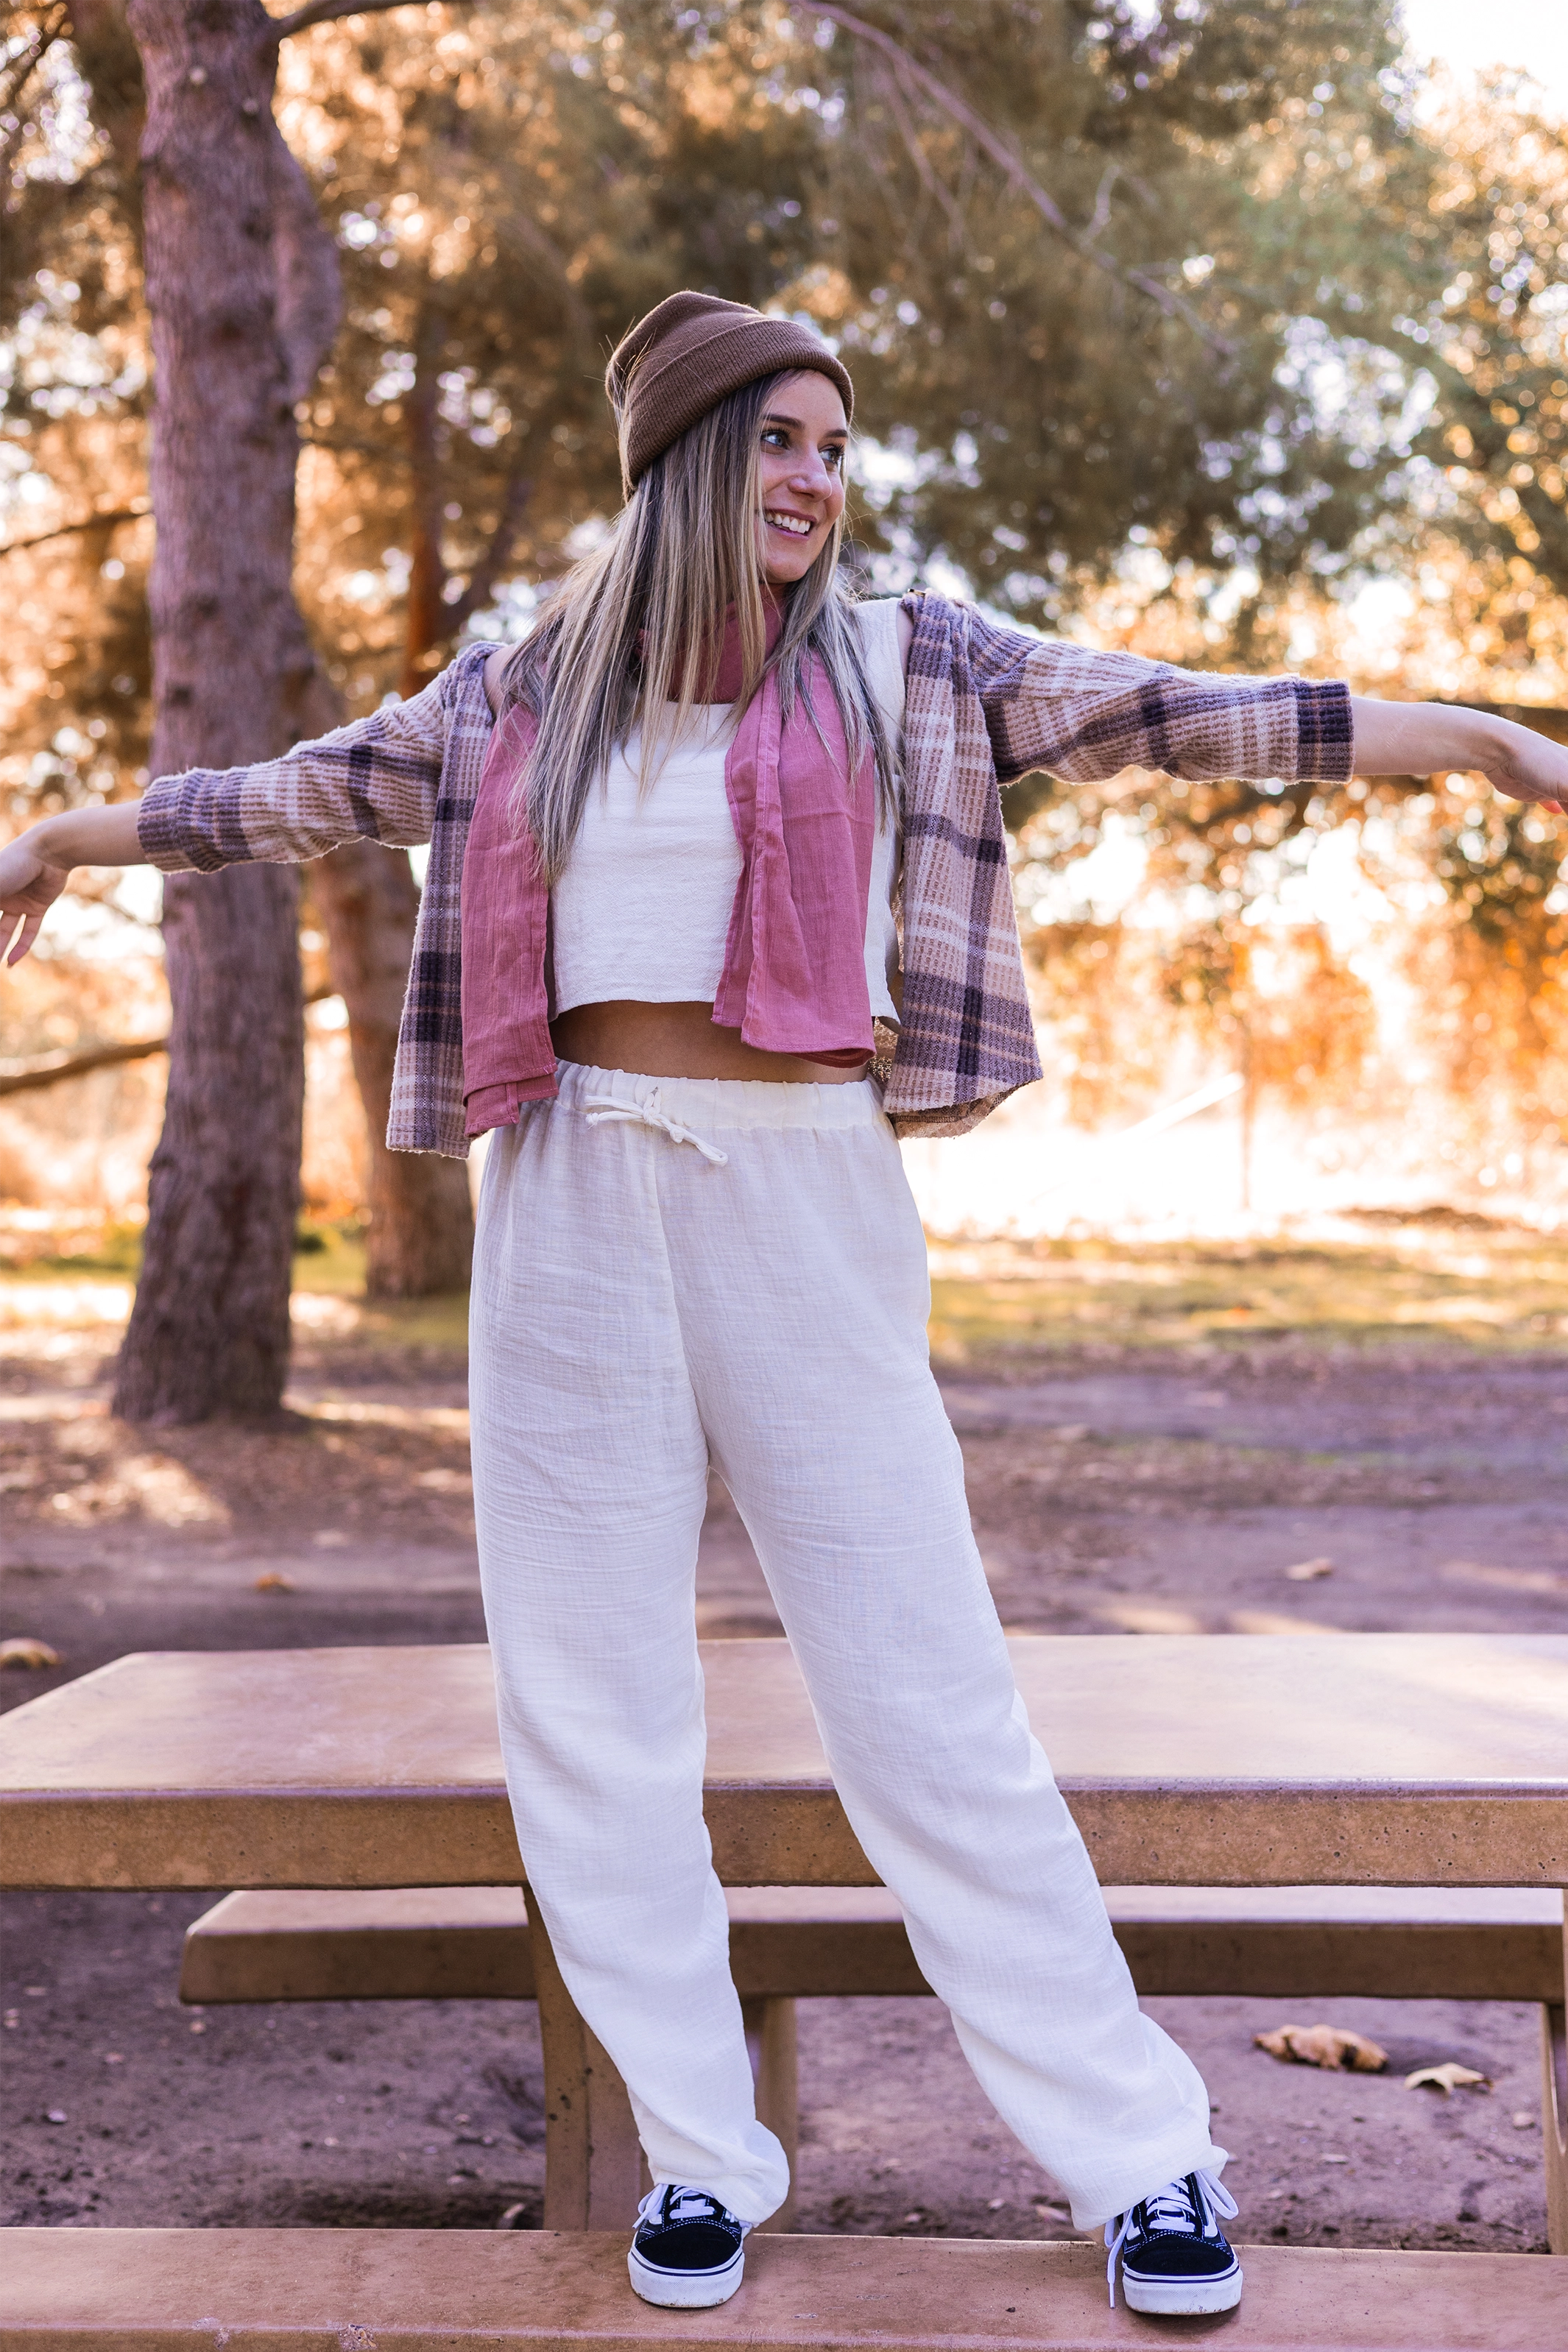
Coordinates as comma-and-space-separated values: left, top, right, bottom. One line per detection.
554, 1059, 886, 1134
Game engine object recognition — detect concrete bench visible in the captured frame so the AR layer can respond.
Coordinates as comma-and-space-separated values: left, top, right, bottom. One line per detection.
178, 1880, 1568, 2249
2, 2223, 1563, 2348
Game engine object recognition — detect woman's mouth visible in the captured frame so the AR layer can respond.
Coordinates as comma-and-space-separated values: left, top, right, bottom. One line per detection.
763, 509, 815, 538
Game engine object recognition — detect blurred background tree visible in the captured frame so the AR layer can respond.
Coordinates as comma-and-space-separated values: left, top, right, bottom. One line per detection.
3, 0, 1567, 1351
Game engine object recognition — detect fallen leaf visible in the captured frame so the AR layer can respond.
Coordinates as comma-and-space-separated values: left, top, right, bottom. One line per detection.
1254, 2022, 1388, 2072
253, 1572, 294, 1593
1405, 2062, 1491, 2096
1284, 1558, 1334, 1582
0, 1637, 61, 1669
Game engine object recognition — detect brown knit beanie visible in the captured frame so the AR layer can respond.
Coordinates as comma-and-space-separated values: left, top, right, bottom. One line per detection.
606, 291, 855, 495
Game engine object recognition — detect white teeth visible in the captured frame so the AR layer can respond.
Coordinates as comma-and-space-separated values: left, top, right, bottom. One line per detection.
764, 510, 812, 536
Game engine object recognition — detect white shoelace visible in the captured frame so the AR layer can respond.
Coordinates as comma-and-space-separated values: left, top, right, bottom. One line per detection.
584, 1089, 729, 1165
1103, 2167, 1237, 2308
636, 2183, 749, 2233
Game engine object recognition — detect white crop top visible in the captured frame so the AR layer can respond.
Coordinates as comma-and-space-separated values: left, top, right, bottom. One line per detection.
550, 598, 905, 1024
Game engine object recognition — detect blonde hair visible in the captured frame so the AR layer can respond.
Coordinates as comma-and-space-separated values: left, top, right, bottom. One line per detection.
499, 371, 893, 882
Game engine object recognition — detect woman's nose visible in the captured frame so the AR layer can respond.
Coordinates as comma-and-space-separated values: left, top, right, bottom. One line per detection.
788, 450, 836, 497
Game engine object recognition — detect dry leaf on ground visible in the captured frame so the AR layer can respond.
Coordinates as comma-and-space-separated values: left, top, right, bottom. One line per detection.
1284, 1557, 1335, 1582
253, 1572, 295, 1592
1254, 2021, 1388, 2072
0, 1636, 62, 1669
1405, 2062, 1491, 2095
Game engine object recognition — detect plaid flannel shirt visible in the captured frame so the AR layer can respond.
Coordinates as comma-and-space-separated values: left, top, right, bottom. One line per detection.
138, 594, 1352, 1154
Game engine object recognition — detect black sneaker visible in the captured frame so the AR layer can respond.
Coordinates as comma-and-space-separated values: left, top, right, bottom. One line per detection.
627, 2183, 749, 2308
1105, 2169, 1242, 2314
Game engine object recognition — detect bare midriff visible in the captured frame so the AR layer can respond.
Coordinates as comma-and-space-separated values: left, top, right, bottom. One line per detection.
548, 1000, 869, 1084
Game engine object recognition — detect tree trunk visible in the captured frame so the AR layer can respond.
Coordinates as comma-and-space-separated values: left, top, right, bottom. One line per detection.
400, 299, 450, 704
113, 0, 337, 1423
311, 842, 476, 1297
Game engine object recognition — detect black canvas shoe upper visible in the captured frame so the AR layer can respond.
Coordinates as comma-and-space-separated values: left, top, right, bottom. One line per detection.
1105, 2169, 1240, 2306
632, 2184, 746, 2277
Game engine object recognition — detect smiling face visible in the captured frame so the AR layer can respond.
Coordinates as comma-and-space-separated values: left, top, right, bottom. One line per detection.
755, 370, 849, 584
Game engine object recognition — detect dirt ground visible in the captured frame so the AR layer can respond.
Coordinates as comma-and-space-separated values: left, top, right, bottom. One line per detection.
2, 1226, 1565, 2254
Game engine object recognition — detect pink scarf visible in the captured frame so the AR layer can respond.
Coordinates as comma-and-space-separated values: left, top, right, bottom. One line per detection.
460, 608, 877, 1136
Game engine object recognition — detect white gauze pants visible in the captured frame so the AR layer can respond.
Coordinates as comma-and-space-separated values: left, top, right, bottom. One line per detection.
470, 1060, 1224, 2231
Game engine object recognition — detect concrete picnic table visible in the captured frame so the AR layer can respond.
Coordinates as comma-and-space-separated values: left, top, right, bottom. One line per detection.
4, 1632, 1568, 2265
2, 1633, 1567, 1892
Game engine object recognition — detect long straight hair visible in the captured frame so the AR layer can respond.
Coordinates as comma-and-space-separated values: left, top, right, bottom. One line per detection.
498, 370, 894, 882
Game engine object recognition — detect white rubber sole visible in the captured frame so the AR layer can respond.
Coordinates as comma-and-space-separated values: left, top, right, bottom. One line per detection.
627, 2242, 746, 2309
1122, 2258, 1243, 2316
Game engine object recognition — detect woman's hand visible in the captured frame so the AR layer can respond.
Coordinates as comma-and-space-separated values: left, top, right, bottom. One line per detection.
1349, 697, 1567, 814
1472, 716, 1568, 816
0, 803, 145, 966
0, 834, 72, 967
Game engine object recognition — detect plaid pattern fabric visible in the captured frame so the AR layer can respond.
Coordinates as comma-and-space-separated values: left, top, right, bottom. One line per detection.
883, 593, 1352, 1137
139, 604, 1352, 1156
141, 646, 492, 1156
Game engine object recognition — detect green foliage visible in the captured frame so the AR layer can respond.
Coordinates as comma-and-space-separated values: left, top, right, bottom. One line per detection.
827, 0, 1433, 618
5, 0, 1448, 744
1429, 795, 1567, 953
2, 0, 1564, 1134
292, 0, 827, 698
1396, 85, 1568, 612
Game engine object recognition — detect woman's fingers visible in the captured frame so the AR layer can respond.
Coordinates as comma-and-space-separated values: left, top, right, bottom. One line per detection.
5, 909, 43, 966
1487, 774, 1564, 813
1486, 730, 1568, 814
0, 849, 70, 967
2, 903, 45, 965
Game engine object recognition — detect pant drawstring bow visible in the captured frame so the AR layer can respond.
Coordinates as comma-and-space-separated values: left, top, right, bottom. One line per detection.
583, 1087, 729, 1166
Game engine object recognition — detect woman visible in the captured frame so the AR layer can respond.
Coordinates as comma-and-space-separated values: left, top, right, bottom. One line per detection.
4, 292, 1564, 2318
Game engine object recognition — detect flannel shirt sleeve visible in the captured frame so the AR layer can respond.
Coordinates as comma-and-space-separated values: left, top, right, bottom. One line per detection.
972, 621, 1354, 789
136, 666, 458, 873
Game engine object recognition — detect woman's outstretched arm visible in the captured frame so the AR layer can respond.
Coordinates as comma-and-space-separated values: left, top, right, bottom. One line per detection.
1, 649, 495, 970
1, 802, 146, 967
1348, 696, 1565, 813
967, 610, 1568, 813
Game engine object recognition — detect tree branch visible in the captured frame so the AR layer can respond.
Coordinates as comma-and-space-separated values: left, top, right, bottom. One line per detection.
447, 471, 533, 629
873, 55, 967, 249
268, 0, 472, 44
1, 5, 69, 112
0, 504, 149, 558
498, 205, 596, 351
0, 4, 71, 175
0, 1036, 166, 1099
0, 978, 345, 1098
797, 1, 1235, 356
266, 118, 341, 402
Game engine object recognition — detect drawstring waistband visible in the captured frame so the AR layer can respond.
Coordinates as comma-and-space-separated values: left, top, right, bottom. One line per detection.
583, 1087, 729, 1165
556, 1057, 886, 1142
